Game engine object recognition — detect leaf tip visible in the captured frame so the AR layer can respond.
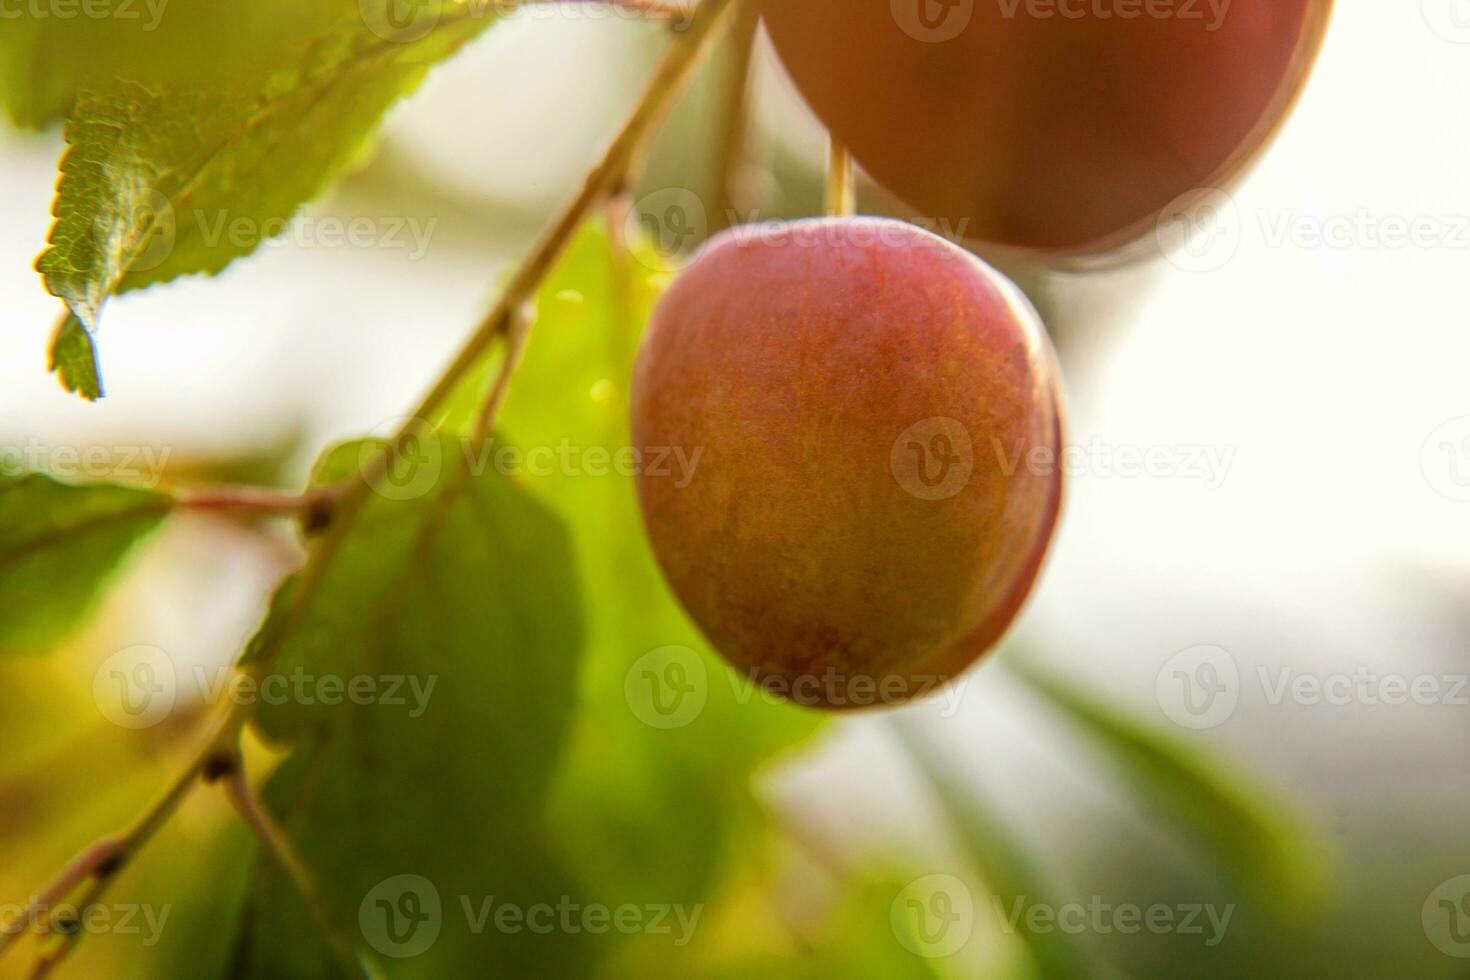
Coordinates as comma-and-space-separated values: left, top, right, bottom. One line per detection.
48, 313, 105, 401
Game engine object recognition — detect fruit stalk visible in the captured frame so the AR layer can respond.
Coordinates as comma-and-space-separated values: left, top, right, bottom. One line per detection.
824, 135, 856, 217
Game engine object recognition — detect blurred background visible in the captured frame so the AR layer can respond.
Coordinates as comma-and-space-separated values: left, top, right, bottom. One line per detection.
3, 1, 1469, 977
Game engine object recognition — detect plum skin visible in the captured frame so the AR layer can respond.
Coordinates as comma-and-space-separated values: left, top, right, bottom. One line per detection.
759, 0, 1333, 261
630, 217, 1063, 712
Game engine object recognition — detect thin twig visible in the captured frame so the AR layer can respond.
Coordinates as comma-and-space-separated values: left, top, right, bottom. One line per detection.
824, 134, 856, 218
10, 710, 239, 973
709, 0, 760, 232
27, 874, 110, 979
604, 189, 638, 336
220, 762, 365, 977
385, 0, 739, 463
473, 302, 537, 442
175, 485, 338, 518
0, 837, 122, 956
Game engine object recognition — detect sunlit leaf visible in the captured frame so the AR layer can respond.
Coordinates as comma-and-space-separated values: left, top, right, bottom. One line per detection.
230, 433, 591, 977
34, 4, 500, 393
0, 0, 355, 129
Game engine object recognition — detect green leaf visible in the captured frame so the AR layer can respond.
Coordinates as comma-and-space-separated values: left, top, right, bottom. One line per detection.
1008, 660, 1328, 919
0, 473, 170, 654
0, 0, 355, 129
35, 4, 499, 388
230, 432, 592, 978
894, 718, 1094, 980
491, 226, 824, 914
48, 314, 103, 400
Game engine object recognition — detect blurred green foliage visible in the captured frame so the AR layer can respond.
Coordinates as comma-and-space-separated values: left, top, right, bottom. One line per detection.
0, 473, 169, 655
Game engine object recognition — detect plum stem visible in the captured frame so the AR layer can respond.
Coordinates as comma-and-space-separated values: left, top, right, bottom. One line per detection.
709, 0, 761, 232
825, 134, 856, 218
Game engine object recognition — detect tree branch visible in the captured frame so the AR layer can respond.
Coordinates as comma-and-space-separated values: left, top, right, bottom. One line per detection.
6, 712, 239, 971
220, 760, 366, 977
6, 0, 745, 970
